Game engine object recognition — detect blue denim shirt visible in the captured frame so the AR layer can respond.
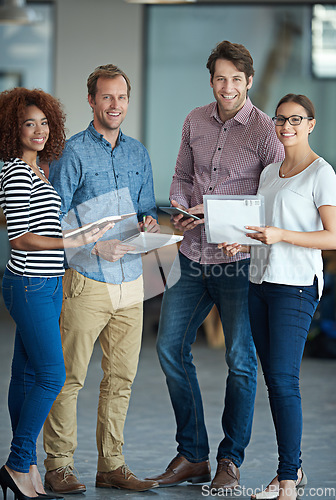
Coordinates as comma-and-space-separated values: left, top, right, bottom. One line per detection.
49, 122, 157, 284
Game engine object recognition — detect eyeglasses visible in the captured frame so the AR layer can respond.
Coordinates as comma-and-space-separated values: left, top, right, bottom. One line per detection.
272, 115, 313, 126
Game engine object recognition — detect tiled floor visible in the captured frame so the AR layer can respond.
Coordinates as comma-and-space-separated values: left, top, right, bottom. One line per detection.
0, 301, 335, 500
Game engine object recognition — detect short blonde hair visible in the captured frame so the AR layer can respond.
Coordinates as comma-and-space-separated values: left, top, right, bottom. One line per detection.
87, 64, 131, 99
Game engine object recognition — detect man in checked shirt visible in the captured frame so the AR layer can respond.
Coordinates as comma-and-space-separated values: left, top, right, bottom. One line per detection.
146, 41, 284, 490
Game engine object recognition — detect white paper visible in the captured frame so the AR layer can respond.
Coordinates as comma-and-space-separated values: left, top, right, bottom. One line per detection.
64, 212, 136, 238
122, 232, 183, 254
204, 195, 265, 245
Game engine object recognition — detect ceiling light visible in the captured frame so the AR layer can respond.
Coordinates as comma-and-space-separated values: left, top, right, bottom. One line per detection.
0, 0, 42, 24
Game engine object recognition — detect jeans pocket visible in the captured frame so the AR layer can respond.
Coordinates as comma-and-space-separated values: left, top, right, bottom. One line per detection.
24, 277, 48, 292
299, 279, 319, 303
63, 268, 86, 299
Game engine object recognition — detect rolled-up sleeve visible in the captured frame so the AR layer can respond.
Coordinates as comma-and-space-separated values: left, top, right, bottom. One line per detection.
137, 148, 157, 221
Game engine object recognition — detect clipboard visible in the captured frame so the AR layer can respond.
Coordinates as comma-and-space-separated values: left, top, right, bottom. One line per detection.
204, 195, 265, 245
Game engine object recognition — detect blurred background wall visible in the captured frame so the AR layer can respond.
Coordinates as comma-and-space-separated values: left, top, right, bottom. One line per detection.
1, 0, 335, 203
1, 0, 336, 258
1, 0, 336, 351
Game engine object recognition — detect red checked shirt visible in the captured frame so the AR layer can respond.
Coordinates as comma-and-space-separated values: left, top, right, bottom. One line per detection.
170, 97, 284, 264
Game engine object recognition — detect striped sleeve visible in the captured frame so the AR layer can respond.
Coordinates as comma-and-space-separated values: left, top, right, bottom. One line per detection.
2, 165, 33, 240
0, 159, 65, 277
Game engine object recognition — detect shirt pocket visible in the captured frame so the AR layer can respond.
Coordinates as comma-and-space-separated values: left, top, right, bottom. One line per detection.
84, 170, 115, 198
126, 170, 142, 202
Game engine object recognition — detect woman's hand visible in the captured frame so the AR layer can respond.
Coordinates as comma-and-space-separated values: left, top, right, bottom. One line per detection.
218, 242, 250, 256
245, 226, 283, 245
10, 223, 115, 251
64, 222, 115, 248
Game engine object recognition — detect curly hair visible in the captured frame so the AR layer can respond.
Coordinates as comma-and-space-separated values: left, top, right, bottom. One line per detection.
0, 87, 66, 162
206, 40, 255, 83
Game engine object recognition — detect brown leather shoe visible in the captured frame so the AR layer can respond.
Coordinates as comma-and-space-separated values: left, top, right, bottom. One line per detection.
211, 458, 240, 491
96, 465, 159, 491
145, 455, 211, 487
44, 465, 86, 494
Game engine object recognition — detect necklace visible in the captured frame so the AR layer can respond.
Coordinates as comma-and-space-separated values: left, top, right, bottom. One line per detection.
21, 158, 50, 184
280, 151, 312, 178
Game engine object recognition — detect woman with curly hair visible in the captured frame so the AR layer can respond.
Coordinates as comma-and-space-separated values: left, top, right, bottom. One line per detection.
0, 88, 112, 500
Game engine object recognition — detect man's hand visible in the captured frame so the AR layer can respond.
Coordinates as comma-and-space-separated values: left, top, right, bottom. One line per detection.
170, 200, 204, 233
139, 215, 160, 233
91, 239, 135, 262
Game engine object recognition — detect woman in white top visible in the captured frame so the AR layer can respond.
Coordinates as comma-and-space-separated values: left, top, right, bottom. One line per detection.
220, 94, 336, 500
0, 88, 112, 500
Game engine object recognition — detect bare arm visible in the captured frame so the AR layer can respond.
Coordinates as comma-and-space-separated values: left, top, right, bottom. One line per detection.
10, 223, 114, 251
246, 205, 336, 249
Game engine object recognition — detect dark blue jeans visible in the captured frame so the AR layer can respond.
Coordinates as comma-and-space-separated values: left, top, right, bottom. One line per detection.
156, 252, 257, 466
248, 280, 319, 481
1, 268, 65, 473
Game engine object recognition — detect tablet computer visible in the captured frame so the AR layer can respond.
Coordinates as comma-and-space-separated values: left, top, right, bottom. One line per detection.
159, 206, 201, 221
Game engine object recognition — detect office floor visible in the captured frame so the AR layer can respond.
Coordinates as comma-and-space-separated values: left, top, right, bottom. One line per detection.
0, 298, 335, 500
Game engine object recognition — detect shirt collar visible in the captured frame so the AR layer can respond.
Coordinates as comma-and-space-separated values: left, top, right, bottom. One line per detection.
211, 96, 253, 126
87, 121, 126, 147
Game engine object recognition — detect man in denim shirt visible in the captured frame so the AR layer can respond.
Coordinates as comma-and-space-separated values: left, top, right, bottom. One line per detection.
43, 65, 159, 493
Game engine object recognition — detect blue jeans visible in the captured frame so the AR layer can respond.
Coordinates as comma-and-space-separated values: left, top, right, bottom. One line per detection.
156, 252, 257, 466
1, 268, 66, 473
248, 280, 319, 481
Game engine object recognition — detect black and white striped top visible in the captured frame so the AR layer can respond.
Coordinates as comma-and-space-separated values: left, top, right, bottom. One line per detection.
0, 158, 65, 277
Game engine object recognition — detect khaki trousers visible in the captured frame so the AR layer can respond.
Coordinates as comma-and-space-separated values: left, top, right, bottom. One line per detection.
43, 268, 143, 472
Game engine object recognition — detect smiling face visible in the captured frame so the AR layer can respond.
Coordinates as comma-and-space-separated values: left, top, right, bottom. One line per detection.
88, 76, 129, 140
210, 58, 253, 122
275, 101, 316, 148
20, 105, 49, 161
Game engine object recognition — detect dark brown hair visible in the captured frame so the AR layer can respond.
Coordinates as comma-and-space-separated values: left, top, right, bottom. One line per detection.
275, 93, 315, 118
87, 64, 131, 100
0, 87, 66, 162
206, 40, 255, 82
